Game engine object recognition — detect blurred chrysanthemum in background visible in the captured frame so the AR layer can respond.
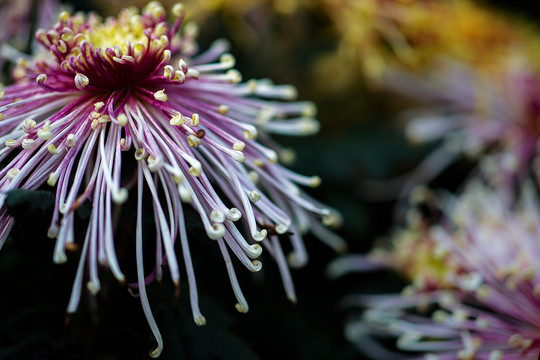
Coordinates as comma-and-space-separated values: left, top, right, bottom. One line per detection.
0, 0, 59, 81
0, 1, 345, 356
317, 0, 540, 199
323, 1, 540, 360
331, 181, 540, 359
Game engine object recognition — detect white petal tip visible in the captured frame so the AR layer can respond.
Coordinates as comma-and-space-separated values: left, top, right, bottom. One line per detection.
226, 208, 242, 221
195, 315, 206, 326
249, 190, 261, 203
178, 186, 192, 202
113, 188, 128, 204
251, 260, 262, 272
302, 102, 317, 117
249, 244, 263, 257
252, 229, 267, 241
210, 209, 225, 223
53, 252, 67, 264
299, 119, 320, 135
149, 347, 163, 358
189, 163, 201, 177
232, 142, 245, 151
172, 3, 185, 17
275, 223, 289, 234
207, 223, 225, 240
322, 211, 342, 228
154, 89, 168, 102
117, 113, 128, 126
86, 281, 100, 295
235, 303, 249, 313
287, 252, 307, 268
74, 73, 89, 89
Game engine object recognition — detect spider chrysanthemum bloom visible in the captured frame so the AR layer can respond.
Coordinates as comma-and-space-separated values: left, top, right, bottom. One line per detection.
0, 2, 344, 356
337, 182, 540, 359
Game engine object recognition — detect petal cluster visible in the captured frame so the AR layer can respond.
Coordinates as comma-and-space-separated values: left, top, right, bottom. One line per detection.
340, 182, 540, 359
0, 2, 343, 356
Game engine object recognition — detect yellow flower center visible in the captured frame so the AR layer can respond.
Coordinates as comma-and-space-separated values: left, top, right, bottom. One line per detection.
85, 9, 148, 53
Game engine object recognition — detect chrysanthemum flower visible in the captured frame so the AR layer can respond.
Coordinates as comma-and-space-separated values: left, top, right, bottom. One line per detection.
0, 2, 344, 356
334, 181, 540, 359
397, 62, 540, 194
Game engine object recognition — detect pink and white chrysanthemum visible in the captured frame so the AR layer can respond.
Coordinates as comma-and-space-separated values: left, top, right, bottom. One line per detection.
386, 61, 540, 197
0, 2, 344, 356
334, 181, 540, 359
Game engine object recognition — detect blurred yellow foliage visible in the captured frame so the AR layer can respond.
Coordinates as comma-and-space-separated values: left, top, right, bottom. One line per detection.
322, 0, 540, 80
